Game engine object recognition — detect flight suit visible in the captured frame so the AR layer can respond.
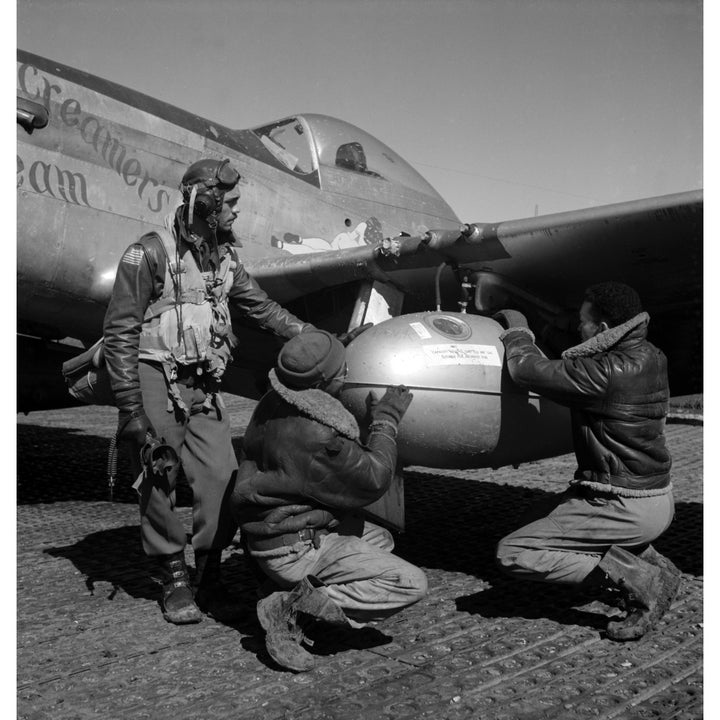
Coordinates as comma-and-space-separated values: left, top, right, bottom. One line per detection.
103, 207, 310, 557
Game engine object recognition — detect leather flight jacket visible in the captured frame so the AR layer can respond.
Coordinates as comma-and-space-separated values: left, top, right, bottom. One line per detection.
500, 316, 672, 492
103, 208, 309, 414
232, 388, 398, 540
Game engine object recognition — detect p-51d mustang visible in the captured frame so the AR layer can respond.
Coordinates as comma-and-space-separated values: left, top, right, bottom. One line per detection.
17, 49, 702, 525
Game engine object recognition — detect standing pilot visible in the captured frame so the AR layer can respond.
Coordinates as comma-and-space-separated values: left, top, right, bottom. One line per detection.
493, 282, 680, 641
103, 158, 313, 625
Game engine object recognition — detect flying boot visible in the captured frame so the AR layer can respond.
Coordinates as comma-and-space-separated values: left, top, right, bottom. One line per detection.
193, 550, 244, 623
157, 552, 203, 624
636, 544, 681, 576
597, 545, 680, 641
256, 575, 350, 672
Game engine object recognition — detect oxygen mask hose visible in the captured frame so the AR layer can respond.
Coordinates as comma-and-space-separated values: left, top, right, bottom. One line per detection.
107, 434, 119, 501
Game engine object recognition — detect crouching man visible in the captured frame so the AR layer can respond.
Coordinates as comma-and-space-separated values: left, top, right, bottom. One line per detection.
493, 282, 680, 641
231, 330, 428, 672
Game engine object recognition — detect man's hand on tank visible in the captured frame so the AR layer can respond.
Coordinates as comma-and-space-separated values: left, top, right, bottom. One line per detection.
492, 309, 529, 330
369, 385, 414, 425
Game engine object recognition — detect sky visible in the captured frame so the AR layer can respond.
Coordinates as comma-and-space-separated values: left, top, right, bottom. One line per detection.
15, 0, 703, 223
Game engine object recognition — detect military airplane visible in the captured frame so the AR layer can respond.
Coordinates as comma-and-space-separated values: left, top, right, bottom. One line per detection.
17, 49, 702, 526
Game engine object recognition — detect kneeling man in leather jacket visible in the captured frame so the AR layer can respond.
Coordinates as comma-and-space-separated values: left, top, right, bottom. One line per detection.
232, 330, 427, 672
494, 281, 680, 642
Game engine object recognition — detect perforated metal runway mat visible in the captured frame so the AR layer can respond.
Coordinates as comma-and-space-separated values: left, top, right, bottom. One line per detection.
17, 400, 702, 719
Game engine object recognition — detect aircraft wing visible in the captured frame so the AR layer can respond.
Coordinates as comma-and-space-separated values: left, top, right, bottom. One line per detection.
247, 190, 701, 314
452, 190, 702, 316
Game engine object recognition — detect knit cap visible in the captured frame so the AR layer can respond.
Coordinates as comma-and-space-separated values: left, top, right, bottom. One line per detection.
276, 330, 346, 389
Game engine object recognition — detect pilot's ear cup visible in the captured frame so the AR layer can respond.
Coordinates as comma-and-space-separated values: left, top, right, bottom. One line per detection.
192, 189, 217, 219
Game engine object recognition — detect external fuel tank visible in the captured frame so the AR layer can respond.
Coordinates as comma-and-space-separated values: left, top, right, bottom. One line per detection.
339, 312, 573, 469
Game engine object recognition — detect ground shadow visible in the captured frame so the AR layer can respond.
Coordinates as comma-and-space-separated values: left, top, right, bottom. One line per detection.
17, 423, 244, 506
454, 580, 624, 630
397, 470, 702, 578
44, 526, 262, 634
398, 469, 701, 631
44, 525, 162, 601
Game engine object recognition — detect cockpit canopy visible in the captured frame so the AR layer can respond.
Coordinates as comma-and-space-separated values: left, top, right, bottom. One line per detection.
249, 113, 441, 198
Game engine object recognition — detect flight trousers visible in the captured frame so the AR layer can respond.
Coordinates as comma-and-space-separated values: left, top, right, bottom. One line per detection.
496, 484, 675, 585
249, 517, 428, 627
129, 360, 238, 557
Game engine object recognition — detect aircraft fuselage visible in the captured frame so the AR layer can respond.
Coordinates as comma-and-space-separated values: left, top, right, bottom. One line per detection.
17, 50, 461, 346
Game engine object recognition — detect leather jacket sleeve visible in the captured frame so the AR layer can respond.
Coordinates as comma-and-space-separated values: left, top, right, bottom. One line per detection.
102, 234, 165, 412
501, 329, 609, 405
306, 428, 398, 510
227, 251, 310, 339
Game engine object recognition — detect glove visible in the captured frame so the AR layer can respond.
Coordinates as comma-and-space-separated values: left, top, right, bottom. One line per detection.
369, 385, 414, 425
492, 309, 529, 330
117, 409, 156, 449
336, 322, 373, 346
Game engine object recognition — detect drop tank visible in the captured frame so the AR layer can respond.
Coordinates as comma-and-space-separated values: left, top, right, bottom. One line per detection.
339, 312, 572, 469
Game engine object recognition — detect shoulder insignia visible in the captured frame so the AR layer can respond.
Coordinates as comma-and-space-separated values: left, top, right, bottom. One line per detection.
121, 246, 145, 266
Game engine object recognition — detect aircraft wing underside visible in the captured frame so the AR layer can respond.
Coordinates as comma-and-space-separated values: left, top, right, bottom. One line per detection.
247, 190, 702, 315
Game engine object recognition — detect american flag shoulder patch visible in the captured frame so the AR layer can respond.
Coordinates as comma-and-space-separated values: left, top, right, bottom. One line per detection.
121, 246, 145, 266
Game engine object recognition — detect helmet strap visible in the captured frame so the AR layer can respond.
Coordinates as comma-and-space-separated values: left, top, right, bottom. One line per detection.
188, 185, 198, 226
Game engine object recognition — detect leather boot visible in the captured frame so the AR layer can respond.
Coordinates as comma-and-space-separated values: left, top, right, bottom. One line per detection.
294, 575, 350, 627
193, 550, 244, 623
597, 545, 679, 641
637, 544, 681, 576
157, 552, 202, 624
256, 575, 349, 672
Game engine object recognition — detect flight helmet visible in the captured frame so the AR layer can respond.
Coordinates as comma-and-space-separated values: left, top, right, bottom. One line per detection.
180, 158, 240, 226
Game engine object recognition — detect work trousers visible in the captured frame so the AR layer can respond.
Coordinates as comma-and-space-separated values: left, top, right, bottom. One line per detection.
496, 484, 675, 586
251, 518, 428, 626
129, 361, 238, 557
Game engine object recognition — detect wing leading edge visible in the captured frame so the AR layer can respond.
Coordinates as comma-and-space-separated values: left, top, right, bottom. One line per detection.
248, 190, 702, 312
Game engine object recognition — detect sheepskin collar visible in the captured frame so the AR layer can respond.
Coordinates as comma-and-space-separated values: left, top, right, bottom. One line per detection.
268, 369, 360, 440
562, 312, 649, 360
